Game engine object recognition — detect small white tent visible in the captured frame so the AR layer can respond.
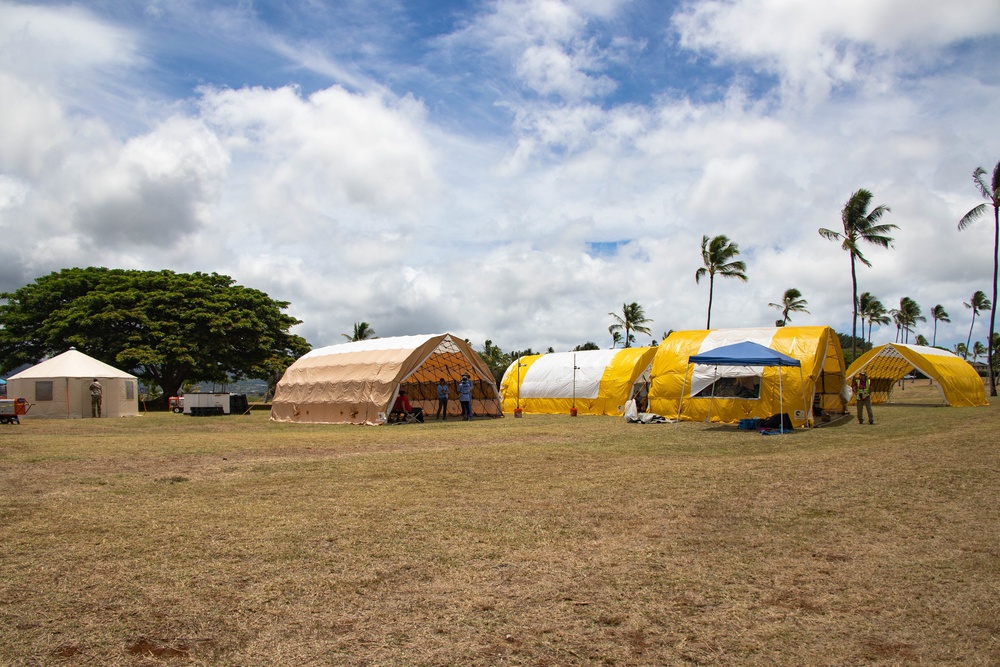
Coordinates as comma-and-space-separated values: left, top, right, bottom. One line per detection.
7, 349, 139, 419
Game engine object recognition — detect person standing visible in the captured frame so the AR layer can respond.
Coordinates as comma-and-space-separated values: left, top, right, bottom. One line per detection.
89, 378, 103, 418
436, 378, 450, 420
852, 370, 873, 425
458, 374, 474, 421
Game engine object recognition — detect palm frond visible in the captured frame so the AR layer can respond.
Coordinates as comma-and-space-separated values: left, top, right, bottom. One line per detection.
959, 203, 987, 230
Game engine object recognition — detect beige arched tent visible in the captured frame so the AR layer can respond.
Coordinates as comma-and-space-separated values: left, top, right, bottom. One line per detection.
271, 333, 502, 425
6, 348, 139, 419
846, 343, 987, 407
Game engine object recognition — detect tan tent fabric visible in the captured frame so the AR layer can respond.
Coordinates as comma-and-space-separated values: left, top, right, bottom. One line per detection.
7, 348, 139, 419
271, 333, 503, 425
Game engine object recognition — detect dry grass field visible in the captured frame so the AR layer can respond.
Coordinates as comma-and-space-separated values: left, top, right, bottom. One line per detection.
1, 394, 998, 666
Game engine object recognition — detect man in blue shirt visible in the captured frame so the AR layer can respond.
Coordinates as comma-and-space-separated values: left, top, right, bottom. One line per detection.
458, 374, 474, 421
436, 378, 450, 420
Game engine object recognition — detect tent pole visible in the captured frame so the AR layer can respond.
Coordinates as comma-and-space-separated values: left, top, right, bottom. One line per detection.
799, 367, 809, 427
676, 364, 689, 425
706, 365, 717, 423
778, 368, 784, 433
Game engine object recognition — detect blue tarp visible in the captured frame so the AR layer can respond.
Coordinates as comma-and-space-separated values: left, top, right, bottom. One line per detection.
688, 341, 801, 367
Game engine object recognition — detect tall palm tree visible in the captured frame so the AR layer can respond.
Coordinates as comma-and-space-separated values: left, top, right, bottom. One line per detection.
964, 290, 991, 355
768, 288, 809, 326
930, 304, 950, 347
608, 302, 652, 348
819, 188, 896, 359
695, 235, 748, 329
959, 161, 1000, 396
342, 321, 377, 341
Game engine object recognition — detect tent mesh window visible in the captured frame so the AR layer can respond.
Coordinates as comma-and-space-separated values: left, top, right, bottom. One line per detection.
693, 376, 760, 399
35, 381, 54, 402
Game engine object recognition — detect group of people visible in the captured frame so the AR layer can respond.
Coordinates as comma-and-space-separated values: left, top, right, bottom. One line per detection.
391, 373, 476, 424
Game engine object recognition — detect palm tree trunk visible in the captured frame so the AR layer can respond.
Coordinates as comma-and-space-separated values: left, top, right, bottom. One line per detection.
990, 204, 999, 396
967, 313, 976, 355
706, 275, 715, 329
933, 320, 937, 347
850, 255, 859, 360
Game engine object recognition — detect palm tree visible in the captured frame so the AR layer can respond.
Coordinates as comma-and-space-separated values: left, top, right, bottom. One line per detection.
899, 297, 925, 344
608, 302, 652, 348
819, 188, 896, 359
930, 304, 950, 347
964, 290, 991, 355
867, 306, 891, 344
888, 297, 924, 344
858, 292, 881, 342
695, 235, 748, 329
959, 161, 1000, 396
955, 342, 968, 359
342, 321, 377, 341
768, 288, 809, 326
915, 334, 929, 346
609, 327, 623, 349
973, 341, 987, 363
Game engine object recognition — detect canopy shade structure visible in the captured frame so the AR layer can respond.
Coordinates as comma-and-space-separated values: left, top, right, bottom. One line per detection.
846, 344, 988, 407
683, 341, 804, 431
271, 333, 503, 425
499, 347, 657, 416
6, 348, 139, 419
689, 341, 801, 367
650, 326, 848, 428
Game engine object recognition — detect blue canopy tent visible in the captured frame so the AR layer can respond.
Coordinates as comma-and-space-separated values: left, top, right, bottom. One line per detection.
677, 341, 807, 432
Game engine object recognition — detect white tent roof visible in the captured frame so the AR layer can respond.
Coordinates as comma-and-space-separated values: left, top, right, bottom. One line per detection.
8, 349, 136, 380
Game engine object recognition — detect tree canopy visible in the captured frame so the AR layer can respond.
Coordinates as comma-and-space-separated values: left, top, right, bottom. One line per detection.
0, 268, 311, 401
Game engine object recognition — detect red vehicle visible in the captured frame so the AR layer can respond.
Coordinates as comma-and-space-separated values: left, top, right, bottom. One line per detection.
168, 396, 184, 413
0, 398, 28, 424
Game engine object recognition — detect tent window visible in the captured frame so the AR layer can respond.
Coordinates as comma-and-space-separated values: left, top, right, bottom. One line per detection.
35, 381, 54, 402
694, 376, 760, 399
125, 381, 135, 400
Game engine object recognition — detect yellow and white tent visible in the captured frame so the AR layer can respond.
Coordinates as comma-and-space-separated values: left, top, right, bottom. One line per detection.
846, 343, 987, 407
500, 347, 657, 416
649, 326, 847, 427
271, 333, 502, 425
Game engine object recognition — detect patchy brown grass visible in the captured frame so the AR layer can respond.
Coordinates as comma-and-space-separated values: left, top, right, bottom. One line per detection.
1, 404, 998, 665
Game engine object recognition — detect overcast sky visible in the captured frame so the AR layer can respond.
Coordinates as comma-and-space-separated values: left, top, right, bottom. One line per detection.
2, 0, 999, 355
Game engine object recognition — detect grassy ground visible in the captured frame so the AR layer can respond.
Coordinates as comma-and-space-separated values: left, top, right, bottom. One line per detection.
1, 401, 998, 666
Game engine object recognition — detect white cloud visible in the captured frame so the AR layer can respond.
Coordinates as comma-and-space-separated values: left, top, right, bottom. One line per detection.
673, 0, 1000, 102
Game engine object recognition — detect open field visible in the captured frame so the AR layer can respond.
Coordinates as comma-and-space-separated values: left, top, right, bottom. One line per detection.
1, 402, 998, 666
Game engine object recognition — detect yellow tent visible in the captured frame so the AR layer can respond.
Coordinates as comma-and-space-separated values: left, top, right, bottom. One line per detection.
846, 343, 987, 407
649, 326, 847, 427
271, 333, 502, 425
500, 347, 657, 416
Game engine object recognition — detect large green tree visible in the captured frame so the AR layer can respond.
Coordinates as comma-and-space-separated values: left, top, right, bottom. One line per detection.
959, 161, 1000, 395
695, 235, 747, 329
608, 302, 652, 348
819, 188, 896, 359
0, 268, 310, 404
